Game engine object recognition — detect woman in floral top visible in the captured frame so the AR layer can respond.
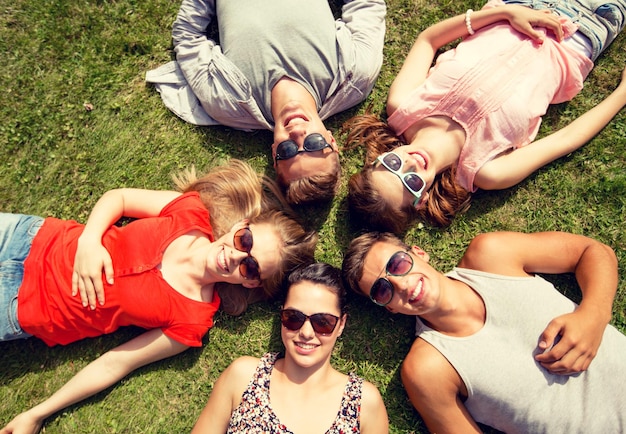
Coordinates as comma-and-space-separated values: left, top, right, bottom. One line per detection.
192, 263, 389, 433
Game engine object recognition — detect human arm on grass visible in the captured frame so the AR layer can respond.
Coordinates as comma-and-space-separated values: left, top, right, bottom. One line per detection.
475, 65, 626, 190
72, 188, 181, 309
401, 339, 482, 434
170, 0, 223, 93
0, 329, 189, 434
339, 0, 386, 89
191, 356, 259, 434
171, 0, 216, 51
458, 231, 618, 374
387, 5, 564, 114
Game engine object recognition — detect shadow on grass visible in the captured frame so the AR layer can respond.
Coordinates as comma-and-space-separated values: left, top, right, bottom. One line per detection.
0, 325, 203, 384
197, 125, 271, 163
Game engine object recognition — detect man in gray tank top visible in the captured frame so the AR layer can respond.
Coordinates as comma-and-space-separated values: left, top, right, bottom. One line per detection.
342, 231, 626, 433
146, 0, 386, 205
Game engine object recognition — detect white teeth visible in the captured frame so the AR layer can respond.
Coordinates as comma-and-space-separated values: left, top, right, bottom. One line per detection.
410, 279, 423, 302
411, 152, 427, 169
285, 115, 307, 127
219, 248, 228, 272
416, 155, 426, 168
296, 343, 317, 349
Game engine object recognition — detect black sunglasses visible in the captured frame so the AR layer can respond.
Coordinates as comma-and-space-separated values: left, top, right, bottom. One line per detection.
370, 251, 414, 306
274, 133, 332, 162
233, 227, 261, 281
376, 152, 426, 207
280, 308, 340, 335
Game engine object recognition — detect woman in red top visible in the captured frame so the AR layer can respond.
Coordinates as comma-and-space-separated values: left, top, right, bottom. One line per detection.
0, 159, 317, 434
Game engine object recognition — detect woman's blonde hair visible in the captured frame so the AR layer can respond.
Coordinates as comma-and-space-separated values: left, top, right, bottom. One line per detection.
173, 159, 288, 238
172, 159, 314, 315
343, 112, 471, 231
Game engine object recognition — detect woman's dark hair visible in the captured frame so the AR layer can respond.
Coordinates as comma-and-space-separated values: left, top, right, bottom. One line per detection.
348, 167, 419, 233
285, 263, 347, 314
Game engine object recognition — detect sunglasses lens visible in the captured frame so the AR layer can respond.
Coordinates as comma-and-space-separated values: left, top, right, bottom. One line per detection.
303, 133, 328, 151
387, 251, 413, 276
280, 309, 306, 331
276, 140, 299, 160
382, 153, 402, 171
234, 227, 253, 253
239, 256, 260, 281
310, 313, 339, 334
280, 309, 340, 334
404, 173, 425, 193
370, 278, 394, 306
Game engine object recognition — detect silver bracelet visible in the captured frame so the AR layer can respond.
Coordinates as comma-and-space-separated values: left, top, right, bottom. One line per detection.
465, 9, 475, 35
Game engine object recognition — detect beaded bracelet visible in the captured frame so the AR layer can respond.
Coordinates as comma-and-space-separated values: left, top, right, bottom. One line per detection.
465, 9, 475, 35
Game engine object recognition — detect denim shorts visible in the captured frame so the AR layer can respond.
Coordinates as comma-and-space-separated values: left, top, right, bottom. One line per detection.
504, 0, 626, 60
0, 213, 44, 341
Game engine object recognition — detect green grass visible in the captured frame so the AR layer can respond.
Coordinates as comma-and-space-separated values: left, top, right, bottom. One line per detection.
1, 0, 625, 432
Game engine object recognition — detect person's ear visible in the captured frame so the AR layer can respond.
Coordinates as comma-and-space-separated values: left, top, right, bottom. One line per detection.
327, 131, 339, 152
411, 245, 430, 262
414, 191, 430, 209
336, 313, 348, 336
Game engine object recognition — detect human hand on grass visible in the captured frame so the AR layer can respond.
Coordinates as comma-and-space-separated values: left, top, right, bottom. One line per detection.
0, 411, 44, 434
534, 307, 606, 375
71, 235, 113, 309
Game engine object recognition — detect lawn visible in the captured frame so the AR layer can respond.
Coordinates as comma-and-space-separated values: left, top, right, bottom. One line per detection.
1, 0, 625, 433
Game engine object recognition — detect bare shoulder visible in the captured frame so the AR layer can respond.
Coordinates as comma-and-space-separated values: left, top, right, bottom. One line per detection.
225, 356, 261, 378
401, 338, 482, 432
458, 232, 530, 276
216, 355, 261, 394
360, 380, 385, 407
459, 232, 510, 266
359, 379, 390, 433
401, 338, 465, 398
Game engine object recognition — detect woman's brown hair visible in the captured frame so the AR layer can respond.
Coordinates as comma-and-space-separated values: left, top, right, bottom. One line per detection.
343, 112, 471, 231
173, 159, 316, 315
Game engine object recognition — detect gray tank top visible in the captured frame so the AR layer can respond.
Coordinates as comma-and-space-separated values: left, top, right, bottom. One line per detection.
416, 267, 626, 433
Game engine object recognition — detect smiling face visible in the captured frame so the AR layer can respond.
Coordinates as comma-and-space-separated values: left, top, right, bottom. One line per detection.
358, 240, 443, 316
209, 221, 282, 288
271, 104, 339, 183
280, 280, 346, 369
370, 147, 433, 210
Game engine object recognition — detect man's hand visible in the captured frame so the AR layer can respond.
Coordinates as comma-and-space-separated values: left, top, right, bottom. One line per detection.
535, 307, 607, 374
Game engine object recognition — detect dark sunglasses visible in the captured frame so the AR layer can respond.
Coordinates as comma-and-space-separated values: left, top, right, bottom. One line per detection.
376, 152, 426, 207
233, 227, 261, 281
280, 308, 340, 335
274, 133, 332, 162
370, 251, 414, 306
